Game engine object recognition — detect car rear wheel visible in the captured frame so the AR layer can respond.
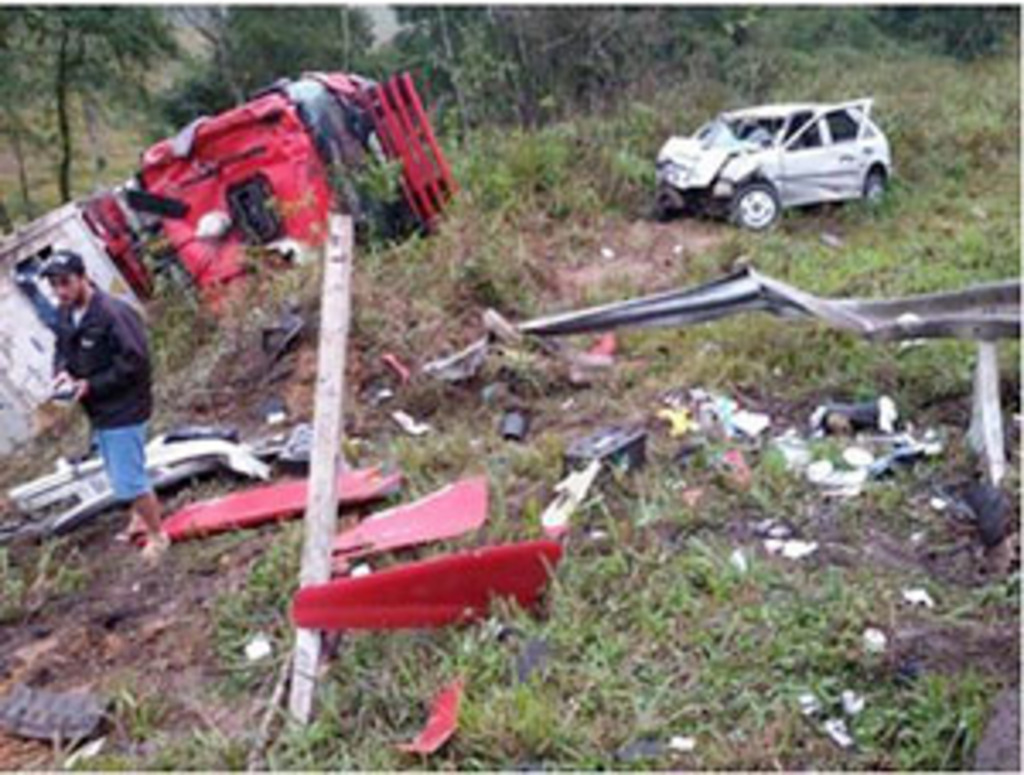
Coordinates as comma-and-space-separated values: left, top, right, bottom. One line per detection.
655, 185, 686, 222
731, 182, 780, 231
863, 168, 887, 203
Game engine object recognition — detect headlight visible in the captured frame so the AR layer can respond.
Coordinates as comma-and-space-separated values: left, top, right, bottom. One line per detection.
659, 163, 690, 188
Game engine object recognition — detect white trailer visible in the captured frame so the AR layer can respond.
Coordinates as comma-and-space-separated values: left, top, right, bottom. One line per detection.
0, 201, 142, 455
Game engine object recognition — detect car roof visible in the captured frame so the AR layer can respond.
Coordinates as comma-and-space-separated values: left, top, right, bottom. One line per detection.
722, 99, 871, 121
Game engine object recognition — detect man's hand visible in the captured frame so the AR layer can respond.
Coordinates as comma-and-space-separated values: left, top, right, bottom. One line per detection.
51, 372, 88, 403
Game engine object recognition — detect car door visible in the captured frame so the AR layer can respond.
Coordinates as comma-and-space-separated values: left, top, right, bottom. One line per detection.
823, 108, 870, 199
778, 115, 849, 206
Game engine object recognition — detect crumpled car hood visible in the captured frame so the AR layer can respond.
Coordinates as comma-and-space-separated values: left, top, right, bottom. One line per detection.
657, 136, 738, 189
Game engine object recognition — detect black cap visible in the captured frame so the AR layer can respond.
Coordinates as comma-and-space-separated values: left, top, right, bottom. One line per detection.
41, 250, 86, 279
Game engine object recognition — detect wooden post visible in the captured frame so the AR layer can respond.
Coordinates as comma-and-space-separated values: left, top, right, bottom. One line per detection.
968, 340, 1006, 486
288, 214, 353, 723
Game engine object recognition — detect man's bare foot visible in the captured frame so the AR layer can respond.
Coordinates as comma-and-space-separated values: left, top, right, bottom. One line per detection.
115, 515, 147, 544
140, 531, 170, 562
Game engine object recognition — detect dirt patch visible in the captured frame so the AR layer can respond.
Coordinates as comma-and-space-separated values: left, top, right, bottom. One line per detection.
892, 620, 1020, 680
975, 687, 1021, 771
554, 219, 727, 303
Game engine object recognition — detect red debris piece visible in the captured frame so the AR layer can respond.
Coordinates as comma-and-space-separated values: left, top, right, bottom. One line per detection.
381, 352, 412, 385
292, 540, 563, 630
397, 679, 464, 755
332, 477, 487, 573
720, 449, 752, 490
588, 333, 618, 358
161, 467, 402, 541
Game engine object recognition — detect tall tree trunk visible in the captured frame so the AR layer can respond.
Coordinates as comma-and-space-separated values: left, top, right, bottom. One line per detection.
55, 29, 73, 204
82, 95, 107, 185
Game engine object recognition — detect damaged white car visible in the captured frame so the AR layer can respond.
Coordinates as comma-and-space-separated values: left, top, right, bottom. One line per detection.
655, 99, 891, 230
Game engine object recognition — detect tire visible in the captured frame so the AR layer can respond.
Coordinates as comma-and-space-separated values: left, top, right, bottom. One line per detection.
654, 185, 686, 222
731, 182, 780, 231
863, 167, 887, 203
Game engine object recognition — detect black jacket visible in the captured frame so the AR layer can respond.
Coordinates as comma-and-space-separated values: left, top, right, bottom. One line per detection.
53, 290, 153, 429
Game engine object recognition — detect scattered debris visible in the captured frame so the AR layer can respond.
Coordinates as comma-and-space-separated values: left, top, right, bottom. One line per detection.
842, 446, 875, 469
799, 692, 822, 717
841, 690, 865, 717
4, 431, 271, 542
397, 679, 464, 756
902, 588, 935, 608
862, 627, 888, 654
772, 432, 812, 471
764, 538, 818, 560
333, 477, 488, 570
565, 427, 647, 473
681, 487, 705, 509
811, 396, 899, 435
261, 308, 305, 365
587, 333, 617, 358
823, 717, 854, 749
500, 410, 531, 442
63, 736, 107, 768
929, 496, 949, 512
730, 409, 771, 439
277, 423, 314, 474
805, 460, 868, 498
719, 449, 752, 490
615, 739, 664, 762
162, 467, 402, 542
820, 232, 844, 249
600, 246, 616, 260
541, 461, 601, 538
963, 481, 1011, 548
392, 410, 432, 437
658, 407, 697, 438
729, 548, 749, 574
261, 397, 289, 426
293, 541, 563, 630
245, 634, 273, 662
515, 638, 552, 684
381, 353, 412, 385
668, 735, 696, 753
350, 563, 372, 578
0, 683, 105, 742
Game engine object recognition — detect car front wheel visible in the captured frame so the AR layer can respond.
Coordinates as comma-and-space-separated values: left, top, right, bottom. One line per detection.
731, 182, 780, 231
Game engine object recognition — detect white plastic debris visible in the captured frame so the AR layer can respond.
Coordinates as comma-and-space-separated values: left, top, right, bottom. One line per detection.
64, 737, 107, 768
731, 409, 771, 439
902, 588, 935, 608
391, 410, 432, 436
929, 496, 948, 512
820, 232, 844, 249
799, 692, 822, 717
842, 446, 875, 469
245, 633, 273, 662
824, 717, 854, 749
806, 459, 835, 484
910, 531, 926, 545
764, 539, 818, 560
730, 549, 749, 574
668, 735, 696, 753
350, 563, 372, 578
773, 433, 813, 470
767, 524, 793, 540
541, 461, 601, 538
862, 627, 888, 654
600, 247, 616, 260
805, 460, 868, 498
589, 529, 608, 541
672, 244, 684, 256
841, 690, 865, 716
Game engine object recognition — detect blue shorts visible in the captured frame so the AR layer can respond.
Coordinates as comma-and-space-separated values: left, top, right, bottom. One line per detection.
95, 423, 152, 502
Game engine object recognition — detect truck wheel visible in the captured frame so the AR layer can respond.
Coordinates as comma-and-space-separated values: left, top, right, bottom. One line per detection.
863, 168, 887, 203
731, 182, 780, 231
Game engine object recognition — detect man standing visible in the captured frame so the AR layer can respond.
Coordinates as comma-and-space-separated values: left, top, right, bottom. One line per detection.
42, 250, 169, 561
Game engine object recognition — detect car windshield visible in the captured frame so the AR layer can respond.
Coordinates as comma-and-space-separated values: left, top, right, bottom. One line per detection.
696, 116, 783, 150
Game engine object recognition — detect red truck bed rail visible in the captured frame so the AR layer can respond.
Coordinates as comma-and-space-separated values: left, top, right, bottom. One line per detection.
366, 73, 456, 229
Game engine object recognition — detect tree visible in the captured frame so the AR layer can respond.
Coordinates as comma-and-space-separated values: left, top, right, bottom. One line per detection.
12, 8, 175, 203
162, 7, 376, 127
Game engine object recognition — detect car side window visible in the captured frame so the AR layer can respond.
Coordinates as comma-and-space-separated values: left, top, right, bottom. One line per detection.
826, 109, 860, 143
783, 111, 814, 143
788, 119, 823, 151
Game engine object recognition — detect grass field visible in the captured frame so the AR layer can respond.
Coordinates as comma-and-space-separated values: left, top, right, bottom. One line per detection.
0, 41, 1018, 771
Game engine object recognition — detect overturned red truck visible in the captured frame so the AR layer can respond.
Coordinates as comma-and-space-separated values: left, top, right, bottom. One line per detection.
131, 71, 455, 295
